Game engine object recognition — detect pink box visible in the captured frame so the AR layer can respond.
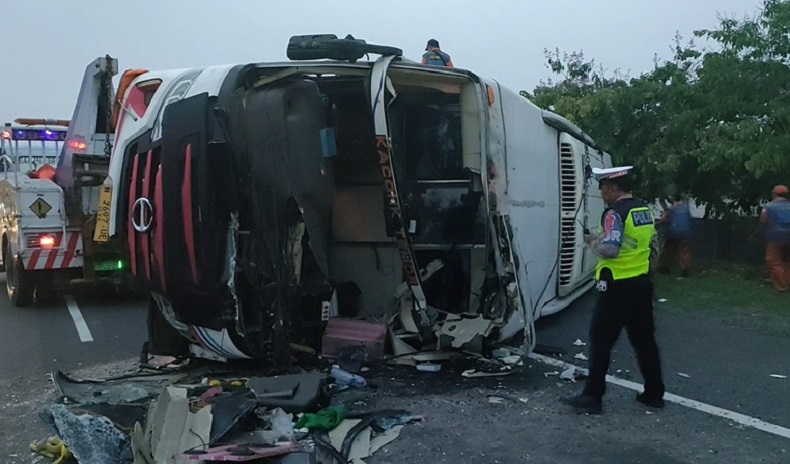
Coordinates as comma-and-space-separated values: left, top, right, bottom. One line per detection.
321, 318, 387, 360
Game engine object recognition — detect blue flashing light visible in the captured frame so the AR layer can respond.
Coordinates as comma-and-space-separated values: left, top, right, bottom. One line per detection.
11, 129, 67, 142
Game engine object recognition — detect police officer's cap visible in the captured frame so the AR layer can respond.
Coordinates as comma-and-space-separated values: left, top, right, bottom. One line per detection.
593, 166, 634, 190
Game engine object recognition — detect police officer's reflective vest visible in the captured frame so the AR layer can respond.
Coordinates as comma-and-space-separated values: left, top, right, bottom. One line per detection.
765, 200, 790, 243
423, 49, 451, 67
596, 198, 656, 281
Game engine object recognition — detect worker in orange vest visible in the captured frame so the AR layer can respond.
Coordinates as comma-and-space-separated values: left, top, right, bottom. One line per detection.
759, 185, 790, 292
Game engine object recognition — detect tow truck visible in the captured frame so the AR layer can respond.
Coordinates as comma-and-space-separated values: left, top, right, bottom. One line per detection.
0, 56, 131, 305
100, 35, 611, 364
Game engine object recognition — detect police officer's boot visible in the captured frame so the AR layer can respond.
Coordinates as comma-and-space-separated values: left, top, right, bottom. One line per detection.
560, 394, 603, 414
636, 392, 666, 409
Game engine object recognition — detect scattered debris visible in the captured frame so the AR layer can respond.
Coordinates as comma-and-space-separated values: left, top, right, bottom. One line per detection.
336, 345, 369, 373
572, 339, 586, 347
438, 315, 494, 349
322, 318, 386, 364
206, 393, 260, 443
29, 436, 73, 464
36, 270, 546, 464
182, 442, 302, 461
51, 370, 184, 405
51, 403, 133, 464
677, 372, 691, 378
329, 418, 372, 462
543, 371, 560, 378
461, 368, 516, 378
324, 410, 420, 463
295, 406, 349, 432
560, 366, 577, 382
387, 350, 459, 367
501, 355, 523, 366
256, 407, 296, 444
375, 414, 421, 431
247, 373, 330, 412
769, 374, 787, 379
330, 366, 367, 388
416, 363, 441, 373
573, 353, 588, 361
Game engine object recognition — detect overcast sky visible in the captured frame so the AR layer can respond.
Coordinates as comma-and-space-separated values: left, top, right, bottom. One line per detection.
1, 0, 760, 123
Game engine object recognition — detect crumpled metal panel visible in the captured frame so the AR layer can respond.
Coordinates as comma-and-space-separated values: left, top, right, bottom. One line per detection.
51, 403, 133, 464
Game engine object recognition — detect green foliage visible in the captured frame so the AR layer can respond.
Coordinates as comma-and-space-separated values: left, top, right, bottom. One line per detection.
525, 0, 790, 216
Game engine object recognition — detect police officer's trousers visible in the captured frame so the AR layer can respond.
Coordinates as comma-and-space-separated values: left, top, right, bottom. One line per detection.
583, 276, 665, 399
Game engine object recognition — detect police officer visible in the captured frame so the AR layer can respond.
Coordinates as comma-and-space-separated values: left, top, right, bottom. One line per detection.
561, 166, 665, 414
421, 39, 455, 68
760, 185, 790, 292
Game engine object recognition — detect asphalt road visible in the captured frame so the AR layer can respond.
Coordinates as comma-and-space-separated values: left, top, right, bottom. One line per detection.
0, 275, 788, 464
536, 291, 790, 429
0, 287, 146, 379
0, 273, 147, 463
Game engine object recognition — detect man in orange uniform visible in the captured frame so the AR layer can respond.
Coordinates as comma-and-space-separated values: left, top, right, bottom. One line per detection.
658, 196, 693, 277
759, 185, 790, 292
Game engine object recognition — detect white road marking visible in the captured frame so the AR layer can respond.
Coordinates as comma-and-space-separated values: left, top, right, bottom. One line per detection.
64, 295, 93, 342
530, 352, 790, 440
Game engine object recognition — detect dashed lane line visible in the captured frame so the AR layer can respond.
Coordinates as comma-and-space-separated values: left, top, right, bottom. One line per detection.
64, 295, 93, 343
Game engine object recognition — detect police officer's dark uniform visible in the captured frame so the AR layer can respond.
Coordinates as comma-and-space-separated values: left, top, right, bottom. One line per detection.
561, 166, 666, 414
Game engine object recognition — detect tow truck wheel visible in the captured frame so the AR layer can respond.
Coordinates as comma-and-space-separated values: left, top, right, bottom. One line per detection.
146, 297, 190, 357
5, 246, 35, 307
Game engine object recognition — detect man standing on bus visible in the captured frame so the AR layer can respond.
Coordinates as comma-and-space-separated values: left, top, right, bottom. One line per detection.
421, 39, 455, 68
561, 166, 665, 414
760, 185, 790, 292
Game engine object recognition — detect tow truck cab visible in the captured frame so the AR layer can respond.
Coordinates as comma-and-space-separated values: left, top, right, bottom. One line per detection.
107, 37, 610, 362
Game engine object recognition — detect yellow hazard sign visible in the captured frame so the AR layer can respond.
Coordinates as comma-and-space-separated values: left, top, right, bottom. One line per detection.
29, 197, 52, 219
93, 183, 113, 243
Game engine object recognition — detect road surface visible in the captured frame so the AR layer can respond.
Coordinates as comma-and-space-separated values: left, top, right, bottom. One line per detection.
0, 276, 788, 463
0, 276, 146, 463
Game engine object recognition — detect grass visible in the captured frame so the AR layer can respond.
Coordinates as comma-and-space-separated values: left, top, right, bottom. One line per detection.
654, 260, 790, 337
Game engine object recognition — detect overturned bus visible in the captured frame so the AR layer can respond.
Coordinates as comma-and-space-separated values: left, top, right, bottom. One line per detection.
101, 36, 610, 365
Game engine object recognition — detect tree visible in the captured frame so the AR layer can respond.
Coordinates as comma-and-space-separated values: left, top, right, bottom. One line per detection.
525, 0, 790, 216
